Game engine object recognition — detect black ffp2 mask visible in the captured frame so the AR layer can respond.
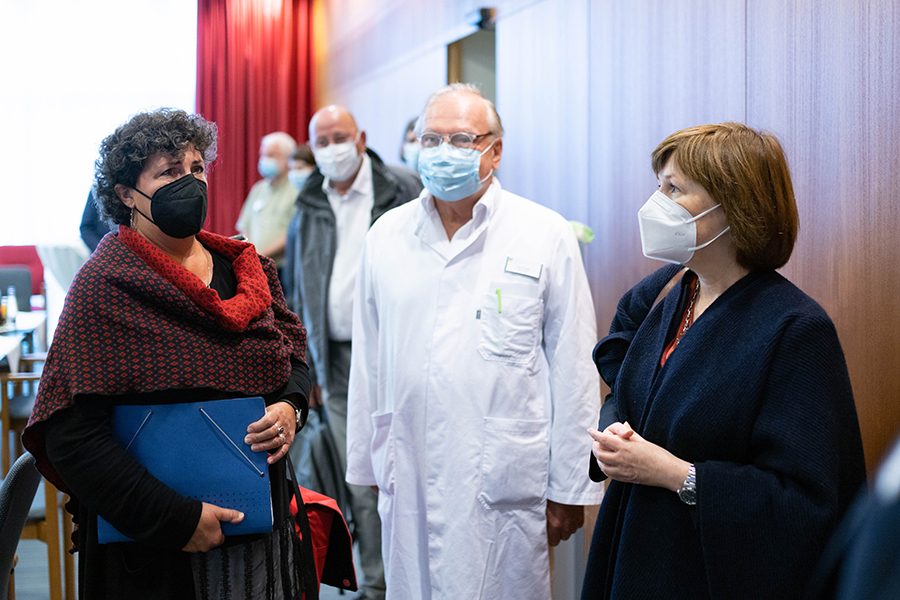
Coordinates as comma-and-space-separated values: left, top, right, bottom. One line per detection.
133, 174, 208, 239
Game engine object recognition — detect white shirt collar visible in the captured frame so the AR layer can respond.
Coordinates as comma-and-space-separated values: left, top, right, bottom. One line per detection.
419, 176, 500, 224
416, 177, 501, 256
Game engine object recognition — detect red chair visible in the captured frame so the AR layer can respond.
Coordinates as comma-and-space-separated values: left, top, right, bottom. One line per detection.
0, 247, 44, 310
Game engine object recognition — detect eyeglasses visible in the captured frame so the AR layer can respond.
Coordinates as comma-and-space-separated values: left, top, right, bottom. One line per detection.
311, 131, 359, 149
418, 131, 492, 150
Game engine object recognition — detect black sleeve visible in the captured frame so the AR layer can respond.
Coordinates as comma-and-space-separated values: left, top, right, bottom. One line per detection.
271, 356, 311, 431
79, 190, 112, 253
587, 265, 681, 482
44, 401, 202, 550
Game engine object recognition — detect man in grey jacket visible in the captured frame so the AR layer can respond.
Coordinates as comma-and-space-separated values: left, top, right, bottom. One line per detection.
283, 105, 422, 600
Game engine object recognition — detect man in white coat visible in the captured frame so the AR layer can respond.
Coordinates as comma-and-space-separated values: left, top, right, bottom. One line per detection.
345, 83, 602, 599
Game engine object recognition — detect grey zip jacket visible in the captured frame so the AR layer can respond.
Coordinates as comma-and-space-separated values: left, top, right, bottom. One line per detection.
283, 148, 423, 389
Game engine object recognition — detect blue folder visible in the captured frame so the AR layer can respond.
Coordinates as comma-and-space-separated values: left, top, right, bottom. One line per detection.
97, 396, 273, 544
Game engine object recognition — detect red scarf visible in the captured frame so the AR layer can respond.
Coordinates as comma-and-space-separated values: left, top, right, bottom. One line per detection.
24, 226, 307, 488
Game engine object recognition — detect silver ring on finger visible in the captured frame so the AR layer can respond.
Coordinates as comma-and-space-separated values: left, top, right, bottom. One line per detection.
277, 425, 285, 435
279, 433, 286, 445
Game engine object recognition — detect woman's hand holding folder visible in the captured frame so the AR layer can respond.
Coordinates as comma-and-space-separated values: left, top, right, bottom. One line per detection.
183, 502, 245, 552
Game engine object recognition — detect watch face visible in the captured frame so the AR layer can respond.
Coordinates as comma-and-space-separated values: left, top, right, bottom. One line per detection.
678, 487, 697, 505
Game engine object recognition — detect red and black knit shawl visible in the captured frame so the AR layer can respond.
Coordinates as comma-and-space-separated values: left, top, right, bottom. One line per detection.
23, 226, 307, 487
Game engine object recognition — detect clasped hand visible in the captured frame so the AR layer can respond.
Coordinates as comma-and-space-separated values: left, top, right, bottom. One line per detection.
244, 401, 296, 464
588, 422, 689, 492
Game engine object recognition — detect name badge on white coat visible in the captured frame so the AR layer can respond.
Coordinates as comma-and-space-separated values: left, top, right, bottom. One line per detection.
504, 256, 542, 279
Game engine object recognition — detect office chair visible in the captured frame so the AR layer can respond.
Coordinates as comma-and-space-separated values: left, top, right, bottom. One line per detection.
0, 452, 42, 600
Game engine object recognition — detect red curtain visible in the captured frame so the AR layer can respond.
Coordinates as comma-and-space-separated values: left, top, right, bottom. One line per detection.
196, 0, 316, 236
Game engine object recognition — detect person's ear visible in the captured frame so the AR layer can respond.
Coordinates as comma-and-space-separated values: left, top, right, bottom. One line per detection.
490, 138, 503, 170
115, 184, 136, 208
358, 131, 367, 154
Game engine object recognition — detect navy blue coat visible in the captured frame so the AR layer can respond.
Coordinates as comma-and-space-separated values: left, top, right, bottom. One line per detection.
582, 265, 866, 600
806, 434, 900, 600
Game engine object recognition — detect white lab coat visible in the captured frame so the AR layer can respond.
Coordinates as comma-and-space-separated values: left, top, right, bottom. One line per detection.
346, 180, 602, 600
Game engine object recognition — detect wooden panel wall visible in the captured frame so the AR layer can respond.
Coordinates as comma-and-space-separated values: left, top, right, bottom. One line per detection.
337, 48, 447, 166
586, 0, 747, 338
496, 0, 591, 223
747, 0, 900, 470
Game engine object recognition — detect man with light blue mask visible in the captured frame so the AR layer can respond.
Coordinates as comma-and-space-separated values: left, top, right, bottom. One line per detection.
282, 105, 421, 600
288, 144, 316, 191
236, 131, 299, 272
345, 83, 602, 600
400, 117, 420, 170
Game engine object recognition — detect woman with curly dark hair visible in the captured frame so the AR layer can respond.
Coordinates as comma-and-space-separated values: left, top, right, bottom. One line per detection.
23, 108, 322, 599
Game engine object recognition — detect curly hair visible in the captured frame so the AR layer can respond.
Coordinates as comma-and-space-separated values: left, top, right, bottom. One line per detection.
93, 108, 218, 227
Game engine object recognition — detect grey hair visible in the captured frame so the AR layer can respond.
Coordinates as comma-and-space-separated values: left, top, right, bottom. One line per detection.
415, 83, 504, 138
261, 131, 297, 156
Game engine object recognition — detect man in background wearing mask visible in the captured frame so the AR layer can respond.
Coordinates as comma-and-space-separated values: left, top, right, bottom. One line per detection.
399, 116, 420, 171
283, 105, 421, 600
236, 132, 299, 272
288, 144, 317, 190
345, 84, 601, 599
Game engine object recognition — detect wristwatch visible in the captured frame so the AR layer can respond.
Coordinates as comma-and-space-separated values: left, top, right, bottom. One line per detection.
292, 405, 303, 433
281, 399, 304, 433
677, 463, 697, 505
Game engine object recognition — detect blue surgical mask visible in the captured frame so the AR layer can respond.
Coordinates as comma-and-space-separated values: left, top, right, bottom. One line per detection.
417, 139, 496, 202
402, 141, 420, 171
258, 157, 280, 180
288, 169, 311, 190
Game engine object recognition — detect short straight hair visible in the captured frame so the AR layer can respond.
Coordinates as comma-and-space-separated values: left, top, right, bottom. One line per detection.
416, 83, 504, 138
651, 122, 799, 271
292, 144, 316, 166
261, 131, 297, 156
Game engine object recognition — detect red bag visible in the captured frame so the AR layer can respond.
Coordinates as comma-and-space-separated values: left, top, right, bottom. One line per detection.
288, 473, 357, 598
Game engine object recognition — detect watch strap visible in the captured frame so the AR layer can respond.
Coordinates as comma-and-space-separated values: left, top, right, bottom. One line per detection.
677, 463, 697, 505
279, 398, 304, 434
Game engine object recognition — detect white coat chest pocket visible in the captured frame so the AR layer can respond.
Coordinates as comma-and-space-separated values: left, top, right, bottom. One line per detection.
477, 286, 542, 365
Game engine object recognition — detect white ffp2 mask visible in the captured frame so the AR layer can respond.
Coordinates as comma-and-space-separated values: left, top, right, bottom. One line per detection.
638, 190, 730, 264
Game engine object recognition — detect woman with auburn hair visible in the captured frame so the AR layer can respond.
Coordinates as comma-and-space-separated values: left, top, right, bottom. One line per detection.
582, 123, 866, 599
